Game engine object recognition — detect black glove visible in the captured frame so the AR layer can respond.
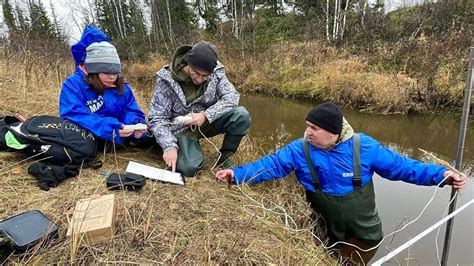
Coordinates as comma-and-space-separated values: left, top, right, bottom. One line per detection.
28, 162, 57, 191
63, 164, 80, 177
28, 163, 79, 191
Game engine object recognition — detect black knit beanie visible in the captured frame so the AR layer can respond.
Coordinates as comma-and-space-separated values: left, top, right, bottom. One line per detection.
306, 103, 343, 135
187, 41, 218, 73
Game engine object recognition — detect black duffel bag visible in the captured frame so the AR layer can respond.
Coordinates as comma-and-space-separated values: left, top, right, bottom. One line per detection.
2, 115, 97, 165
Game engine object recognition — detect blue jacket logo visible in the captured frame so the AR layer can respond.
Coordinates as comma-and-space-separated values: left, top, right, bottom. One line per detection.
86, 96, 104, 113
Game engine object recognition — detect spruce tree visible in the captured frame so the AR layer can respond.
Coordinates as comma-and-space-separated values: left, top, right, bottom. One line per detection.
2, 0, 17, 33
195, 0, 220, 32
28, 0, 56, 40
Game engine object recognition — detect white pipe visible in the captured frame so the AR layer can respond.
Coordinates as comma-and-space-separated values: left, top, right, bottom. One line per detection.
372, 199, 473, 266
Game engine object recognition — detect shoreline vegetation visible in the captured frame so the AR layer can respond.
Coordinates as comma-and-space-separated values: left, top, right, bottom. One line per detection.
127, 38, 469, 115
3, 38, 469, 117
2, 38, 470, 117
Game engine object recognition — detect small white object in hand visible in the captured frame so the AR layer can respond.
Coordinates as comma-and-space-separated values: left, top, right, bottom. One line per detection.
173, 115, 194, 125
122, 123, 148, 131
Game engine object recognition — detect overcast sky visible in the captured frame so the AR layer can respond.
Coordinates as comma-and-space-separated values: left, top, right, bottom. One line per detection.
0, 0, 98, 43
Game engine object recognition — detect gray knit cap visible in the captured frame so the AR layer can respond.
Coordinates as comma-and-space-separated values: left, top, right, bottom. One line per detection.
84, 41, 121, 74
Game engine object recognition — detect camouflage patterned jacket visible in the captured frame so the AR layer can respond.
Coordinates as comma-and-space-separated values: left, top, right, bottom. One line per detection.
148, 63, 240, 151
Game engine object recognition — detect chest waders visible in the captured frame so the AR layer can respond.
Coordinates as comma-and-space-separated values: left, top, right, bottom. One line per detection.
303, 134, 383, 246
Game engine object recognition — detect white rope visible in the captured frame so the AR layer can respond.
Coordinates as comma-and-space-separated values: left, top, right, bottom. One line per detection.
434, 193, 457, 265
372, 199, 473, 265
232, 170, 465, 260
189, 123, 222, 175
174, 117, 468, 262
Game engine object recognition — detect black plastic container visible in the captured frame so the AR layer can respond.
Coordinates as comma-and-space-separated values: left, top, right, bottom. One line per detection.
106, 172, 146, 190
0, 210, 59, 252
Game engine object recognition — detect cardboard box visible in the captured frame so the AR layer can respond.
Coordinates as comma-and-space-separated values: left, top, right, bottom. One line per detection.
67, 194, 116, 245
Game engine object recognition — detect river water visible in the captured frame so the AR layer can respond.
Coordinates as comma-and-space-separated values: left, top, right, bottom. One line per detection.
239, 94, 473, 265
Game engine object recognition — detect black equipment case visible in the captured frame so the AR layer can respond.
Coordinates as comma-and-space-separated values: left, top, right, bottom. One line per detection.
0, 210, 59, 252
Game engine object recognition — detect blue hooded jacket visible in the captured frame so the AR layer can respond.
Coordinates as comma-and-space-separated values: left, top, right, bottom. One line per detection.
59, 25, 146, 143
233, 133, 447, 196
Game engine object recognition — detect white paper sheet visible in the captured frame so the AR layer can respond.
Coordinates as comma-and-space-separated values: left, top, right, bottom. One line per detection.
126, 161, 184, 185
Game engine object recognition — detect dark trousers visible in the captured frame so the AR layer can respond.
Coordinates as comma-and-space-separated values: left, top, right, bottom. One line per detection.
96, 134, 156, 153
176, 106, 251, 177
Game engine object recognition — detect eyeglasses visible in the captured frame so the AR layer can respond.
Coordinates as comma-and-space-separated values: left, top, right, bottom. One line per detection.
189, 67, 210, 81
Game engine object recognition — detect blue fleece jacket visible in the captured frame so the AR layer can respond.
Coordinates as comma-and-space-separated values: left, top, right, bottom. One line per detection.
59, 25, 145, 143
233, 133, 447, 196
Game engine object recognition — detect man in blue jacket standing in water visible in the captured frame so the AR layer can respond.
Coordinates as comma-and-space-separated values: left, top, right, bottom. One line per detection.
215, 102, 466, 263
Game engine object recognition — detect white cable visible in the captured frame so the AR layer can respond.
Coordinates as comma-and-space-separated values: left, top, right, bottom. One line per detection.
372, 199, 473, 265
435, 191, 458, 265
435, 177, 472, 265
187, 119, 222, 175
174, 116, 466, 260
233, 171, 462, 258
197, 126, 222, 175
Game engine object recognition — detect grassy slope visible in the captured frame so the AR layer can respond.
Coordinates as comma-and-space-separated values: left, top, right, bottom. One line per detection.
128, 37, 469, 115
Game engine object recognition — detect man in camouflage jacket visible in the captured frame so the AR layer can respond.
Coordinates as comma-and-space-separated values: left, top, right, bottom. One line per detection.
148, 41, 251, 177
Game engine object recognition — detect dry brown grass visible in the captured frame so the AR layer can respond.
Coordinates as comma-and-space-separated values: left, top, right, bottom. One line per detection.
0, 54, 336, 264
234, 41, 463, 114
126, 54, 168, 82
433, 61, 466, 105
94, 39, 465, 115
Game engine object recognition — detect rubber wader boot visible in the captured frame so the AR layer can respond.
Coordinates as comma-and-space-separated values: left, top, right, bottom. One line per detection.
216, 151, 234, 168
216, 134, 244, 168
176, 136, 204, 177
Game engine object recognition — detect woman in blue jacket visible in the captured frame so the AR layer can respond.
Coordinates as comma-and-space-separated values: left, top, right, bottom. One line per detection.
215, 102, 466, 263
59, 25, 146, 144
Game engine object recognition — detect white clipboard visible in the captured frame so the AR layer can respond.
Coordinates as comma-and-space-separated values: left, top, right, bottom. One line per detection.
126, 161, 184, 185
